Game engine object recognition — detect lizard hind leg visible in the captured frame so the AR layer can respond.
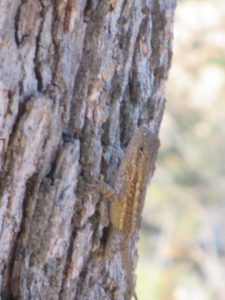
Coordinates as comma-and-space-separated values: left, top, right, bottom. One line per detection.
105, 229, 138, 300
104, 228, 125, 259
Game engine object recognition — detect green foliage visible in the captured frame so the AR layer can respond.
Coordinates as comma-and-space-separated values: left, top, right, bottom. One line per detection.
207, 56, 225, 68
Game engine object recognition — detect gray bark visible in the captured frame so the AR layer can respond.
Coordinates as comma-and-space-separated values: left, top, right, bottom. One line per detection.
0, 1, 176, 299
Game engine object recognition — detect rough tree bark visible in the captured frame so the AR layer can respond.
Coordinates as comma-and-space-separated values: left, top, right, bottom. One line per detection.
0, 1, 176, 299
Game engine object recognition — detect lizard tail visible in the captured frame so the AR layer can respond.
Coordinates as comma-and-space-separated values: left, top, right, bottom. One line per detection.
121, 245, 138, 300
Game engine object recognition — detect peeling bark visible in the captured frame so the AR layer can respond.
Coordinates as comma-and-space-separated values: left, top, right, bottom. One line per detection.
0, 1, 176, 299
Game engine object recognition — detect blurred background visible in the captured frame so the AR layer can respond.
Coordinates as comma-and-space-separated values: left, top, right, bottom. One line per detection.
137, 0, 225, 299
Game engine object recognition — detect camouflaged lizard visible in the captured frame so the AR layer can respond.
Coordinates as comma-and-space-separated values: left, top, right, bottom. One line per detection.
100, 125, 160, 300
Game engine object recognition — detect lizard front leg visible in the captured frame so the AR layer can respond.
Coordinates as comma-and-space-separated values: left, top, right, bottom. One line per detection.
99, 181, 118, 202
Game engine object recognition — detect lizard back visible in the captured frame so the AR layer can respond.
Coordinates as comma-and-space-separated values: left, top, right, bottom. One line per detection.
110, 126, 160, 236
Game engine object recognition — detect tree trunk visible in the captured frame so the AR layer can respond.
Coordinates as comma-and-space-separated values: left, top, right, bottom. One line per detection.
0, 1, 176, 299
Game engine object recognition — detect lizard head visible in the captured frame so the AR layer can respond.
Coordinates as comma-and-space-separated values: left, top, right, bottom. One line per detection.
138, 126, 160, 157
118, 125, 160, 180
133, 126, 160, 177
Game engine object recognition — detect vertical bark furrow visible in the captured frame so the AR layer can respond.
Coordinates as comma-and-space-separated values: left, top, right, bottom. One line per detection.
33, 1, 45, 92
9, 141, 80, 299
0, 96, 61, 295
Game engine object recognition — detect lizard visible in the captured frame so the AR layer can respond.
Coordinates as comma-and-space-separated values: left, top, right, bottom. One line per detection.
100, 125, 160, 300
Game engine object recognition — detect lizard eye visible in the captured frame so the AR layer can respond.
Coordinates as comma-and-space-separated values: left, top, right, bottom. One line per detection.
139, 146, 144, 153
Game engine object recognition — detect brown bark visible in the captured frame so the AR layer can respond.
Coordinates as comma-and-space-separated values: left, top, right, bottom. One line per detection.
0, 1, 176, 299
